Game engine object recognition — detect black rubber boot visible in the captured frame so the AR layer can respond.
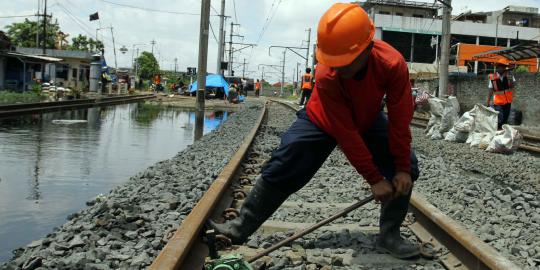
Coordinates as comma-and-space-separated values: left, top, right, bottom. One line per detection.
209, 177, 289, 244
376, 190, 420, 259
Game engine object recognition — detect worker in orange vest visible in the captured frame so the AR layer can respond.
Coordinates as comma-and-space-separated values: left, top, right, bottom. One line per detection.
298, 68, 314, 106
255, 79, 261, 97
487, 62, 515, 129
210, 3, 419, 259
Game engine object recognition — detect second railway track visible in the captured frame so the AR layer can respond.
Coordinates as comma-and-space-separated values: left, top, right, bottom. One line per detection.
150, 99, 520, 270
0, 94, 156, 118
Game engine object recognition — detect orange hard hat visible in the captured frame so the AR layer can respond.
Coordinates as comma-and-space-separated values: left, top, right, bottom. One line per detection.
316, 3, 375, 67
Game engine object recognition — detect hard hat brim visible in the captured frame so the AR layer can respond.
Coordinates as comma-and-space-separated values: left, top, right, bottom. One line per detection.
316, 23, 375, 68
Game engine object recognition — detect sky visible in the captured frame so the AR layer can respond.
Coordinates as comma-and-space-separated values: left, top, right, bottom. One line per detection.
1, 0, 540, 83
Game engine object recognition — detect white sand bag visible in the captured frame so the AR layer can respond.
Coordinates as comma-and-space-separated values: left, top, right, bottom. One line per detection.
486, 125, 523, 153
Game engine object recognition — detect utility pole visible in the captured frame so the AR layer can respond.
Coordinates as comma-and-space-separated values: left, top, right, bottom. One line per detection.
305, 28, 311, 69
216, 0, 226, 74
36, 0, 40, 47
110, 26, 118, 69
438, 0, 451, 98
42, 0, 47, 55
281, 50, 285, 97
228, 22, 234, 76
150, 40, 156, 54
242, 58, 246, 78
195, 0, 211, 140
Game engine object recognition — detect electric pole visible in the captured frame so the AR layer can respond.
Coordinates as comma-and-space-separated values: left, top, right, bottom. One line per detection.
281, 50, 285, 97
195, 0, 211, 140
305, 28, 311, 69
228, 22, 234, 76
438, 0, 451, 98
42, 0, 47, 55
110, 26, 118, 69
216, 0, 226, 74
242, 58, 246, 78
150, 40, 156, 54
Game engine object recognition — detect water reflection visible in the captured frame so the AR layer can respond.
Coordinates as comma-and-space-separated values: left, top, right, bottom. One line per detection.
0, 103, 229, 262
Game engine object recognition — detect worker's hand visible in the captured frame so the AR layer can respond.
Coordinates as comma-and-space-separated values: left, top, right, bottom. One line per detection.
393, 172, 412, 197
370, 180, 394, 202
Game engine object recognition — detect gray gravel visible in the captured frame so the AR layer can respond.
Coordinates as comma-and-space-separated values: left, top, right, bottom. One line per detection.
1, 101, 264, 270
412, 126, 540, 269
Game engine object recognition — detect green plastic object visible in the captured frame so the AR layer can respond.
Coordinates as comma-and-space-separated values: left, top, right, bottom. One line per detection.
205, 254, 253, 270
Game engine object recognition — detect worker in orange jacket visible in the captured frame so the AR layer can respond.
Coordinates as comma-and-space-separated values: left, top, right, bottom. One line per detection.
255, 79, 261, 97
487, 62, 515, 129
299, 68, 314, 106
211, 3, 419, 259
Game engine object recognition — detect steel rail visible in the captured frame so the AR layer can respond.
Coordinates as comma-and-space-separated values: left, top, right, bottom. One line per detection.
149, 102, 267, 270
0, 94, 154, 110
270, 98, 521, 270
410, 193, 521, 270
0, 94, 156, 118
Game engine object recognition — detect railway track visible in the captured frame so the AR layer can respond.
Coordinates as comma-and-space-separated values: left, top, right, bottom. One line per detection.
410, 115, 540, 154
0, 94, 156, 118
150, 99, 520, 270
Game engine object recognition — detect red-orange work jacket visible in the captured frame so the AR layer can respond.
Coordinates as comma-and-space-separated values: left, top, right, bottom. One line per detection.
307, 40, 413, 185
489, 72, 513, 105
301, 73, 313, 90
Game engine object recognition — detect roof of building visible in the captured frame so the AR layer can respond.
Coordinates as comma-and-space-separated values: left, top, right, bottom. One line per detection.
0, 51, 63, 63
357, 0, 443, 10
16, 47, 94, 60
473, 43, 540, 62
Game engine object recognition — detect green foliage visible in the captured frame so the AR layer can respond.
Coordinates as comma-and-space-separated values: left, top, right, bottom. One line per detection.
30, 83, 41, 94
5, 18, 60, 48
514, 65, 529, 73
69, 34, 104, 51
0, 91, 42, 104
136, 52, 159, 79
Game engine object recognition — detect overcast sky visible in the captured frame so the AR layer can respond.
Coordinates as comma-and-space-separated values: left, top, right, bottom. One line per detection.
2, 0, 540, 82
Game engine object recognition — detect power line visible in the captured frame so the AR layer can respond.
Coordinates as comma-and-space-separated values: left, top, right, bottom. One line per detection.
232, 0, 239, 23
208, 21, 219, 44
0, 15, 37, 18
99, 0, 219, 16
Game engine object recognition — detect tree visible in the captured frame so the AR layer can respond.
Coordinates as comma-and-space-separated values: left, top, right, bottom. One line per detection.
5, 18, 60, 48
136, 51, 159, 79
69, 34, 103, 51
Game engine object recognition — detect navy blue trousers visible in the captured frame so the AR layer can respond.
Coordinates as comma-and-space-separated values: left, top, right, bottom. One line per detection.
493, 103, 511, 129
262, 109, 419, 194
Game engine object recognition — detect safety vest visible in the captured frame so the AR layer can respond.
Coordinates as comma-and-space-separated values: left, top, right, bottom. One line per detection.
255, 81, 261, 90
302, 74, 313, 90
489, 73, 513, 105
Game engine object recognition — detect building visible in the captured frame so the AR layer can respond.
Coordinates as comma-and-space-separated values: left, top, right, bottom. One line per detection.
356, 0, 540, 74
16, 47, 94, 90
0, 32, 62, 91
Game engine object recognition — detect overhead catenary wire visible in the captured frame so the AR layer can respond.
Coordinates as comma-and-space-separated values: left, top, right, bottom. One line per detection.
99, 0, 219, 16
232, 0, 239, 23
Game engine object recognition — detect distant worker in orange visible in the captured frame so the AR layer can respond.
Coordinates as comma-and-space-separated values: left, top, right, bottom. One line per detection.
299, 67, 314, 106
255, 79, 261, 97
487, 61, 515, 129
211, 3, 420, 260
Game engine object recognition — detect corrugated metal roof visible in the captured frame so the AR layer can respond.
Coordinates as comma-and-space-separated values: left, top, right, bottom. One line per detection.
16, 47, 93, 60
473, 43, 540, 61
1, 51, 63, 62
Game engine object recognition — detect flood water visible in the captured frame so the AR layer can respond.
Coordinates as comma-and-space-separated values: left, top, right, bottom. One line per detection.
0, 103, 229, 262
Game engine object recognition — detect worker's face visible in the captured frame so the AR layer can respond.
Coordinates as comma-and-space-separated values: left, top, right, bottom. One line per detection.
334, 42, 373, 79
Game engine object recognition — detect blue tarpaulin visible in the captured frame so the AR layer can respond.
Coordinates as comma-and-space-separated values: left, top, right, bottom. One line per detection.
189, 74, 229, 96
